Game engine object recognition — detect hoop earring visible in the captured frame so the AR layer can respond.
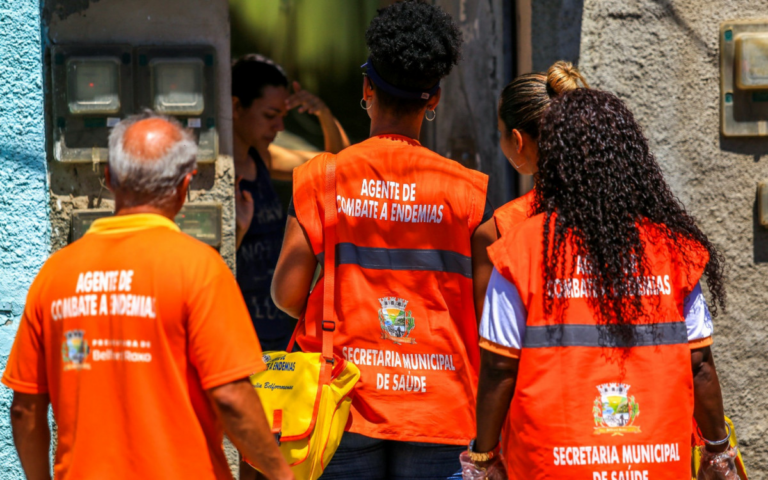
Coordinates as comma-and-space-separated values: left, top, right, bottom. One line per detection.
508, 156, 526, 170
360, 98, 372, 111
425, 109, 436, 122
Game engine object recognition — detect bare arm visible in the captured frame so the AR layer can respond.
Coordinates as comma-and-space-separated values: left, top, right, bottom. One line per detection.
272, 216, 318, 318
10, 392, 51, 480
471, 219, 498, 324
207, 379, 294, 480
475, 350, 519, 453
267, 145, 321, 181
692, 346, 728, 453
235, 176, 255, 250
285, 81, 350, 155
267, 83, 350, 182
319, 115, 350, 154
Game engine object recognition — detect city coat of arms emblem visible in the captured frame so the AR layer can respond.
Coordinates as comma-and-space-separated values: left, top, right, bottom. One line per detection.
378, 297, 416, 345
593, 383, 641, 435
62, 330, 91, 370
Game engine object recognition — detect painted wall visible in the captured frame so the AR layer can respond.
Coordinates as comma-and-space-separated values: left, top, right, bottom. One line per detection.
0, 0, 49, 476
577, 0, 767, 475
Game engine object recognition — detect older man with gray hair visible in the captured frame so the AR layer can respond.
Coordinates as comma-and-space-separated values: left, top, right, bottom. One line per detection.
3, 112, 293, 480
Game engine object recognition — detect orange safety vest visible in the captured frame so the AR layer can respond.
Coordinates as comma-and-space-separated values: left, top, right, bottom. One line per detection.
494, 189, 535, 237
487, 214, 708, 479
292, 134, 489, 445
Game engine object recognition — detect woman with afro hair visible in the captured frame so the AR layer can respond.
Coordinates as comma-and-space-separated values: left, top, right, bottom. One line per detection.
470, 88, 735, 479
272, 1, 497, 478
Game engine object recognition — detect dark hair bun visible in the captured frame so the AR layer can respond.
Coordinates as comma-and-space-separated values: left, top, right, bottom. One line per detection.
366, 0, 462, 91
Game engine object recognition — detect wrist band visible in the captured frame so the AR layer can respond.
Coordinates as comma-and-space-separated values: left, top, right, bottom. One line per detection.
468, 439, 500, 463
700, 422, 732, 446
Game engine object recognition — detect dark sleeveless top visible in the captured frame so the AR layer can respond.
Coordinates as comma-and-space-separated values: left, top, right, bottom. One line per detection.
236, 149, 294, 347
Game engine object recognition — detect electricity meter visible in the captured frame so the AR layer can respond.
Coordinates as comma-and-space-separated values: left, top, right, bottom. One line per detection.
174, 203, 222, 248
51, 45, 133, 162
70, 204, 222, 248
736, 34, 768, 90
720, 20, 768, 136
152, 59, 205, 115
67, 59, 121, 114
136, 46, 218, 162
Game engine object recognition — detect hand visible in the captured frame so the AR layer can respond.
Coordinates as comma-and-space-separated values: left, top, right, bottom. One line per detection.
459, 451, 508, 480
235, 176, 254, 247
697, 445, 740, 480
285, 81, 329, 117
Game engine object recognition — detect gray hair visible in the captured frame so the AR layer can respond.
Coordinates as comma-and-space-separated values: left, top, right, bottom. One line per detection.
108, 112, 197, 206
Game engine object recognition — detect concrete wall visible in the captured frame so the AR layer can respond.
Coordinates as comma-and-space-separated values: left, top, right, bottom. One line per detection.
576, 0, 767, 476
43, 0, 237, 269
0, 0, 49, 476
428, 0, 513, 207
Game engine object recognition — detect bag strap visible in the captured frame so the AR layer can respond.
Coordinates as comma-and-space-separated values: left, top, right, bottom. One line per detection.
320, 154, 337, 385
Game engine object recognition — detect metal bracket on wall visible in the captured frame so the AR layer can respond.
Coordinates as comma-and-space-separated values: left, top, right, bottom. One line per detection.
758, 181, 768, 227
0, 302, 13, 327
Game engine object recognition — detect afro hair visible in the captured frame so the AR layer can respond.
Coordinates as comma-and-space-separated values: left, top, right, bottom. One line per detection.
365, 0, 462, 113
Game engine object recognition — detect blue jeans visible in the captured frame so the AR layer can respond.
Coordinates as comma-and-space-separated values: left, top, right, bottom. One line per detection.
321, 433, 464, 480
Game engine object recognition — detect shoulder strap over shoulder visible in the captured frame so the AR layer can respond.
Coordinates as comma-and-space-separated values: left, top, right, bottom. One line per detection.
320, 154, 337, 385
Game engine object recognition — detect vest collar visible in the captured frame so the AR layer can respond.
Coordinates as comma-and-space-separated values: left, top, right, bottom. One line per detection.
86, 213, 181, 236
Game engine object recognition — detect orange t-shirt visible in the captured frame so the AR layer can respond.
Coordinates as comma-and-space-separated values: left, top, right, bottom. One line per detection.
2, 214, 265, 480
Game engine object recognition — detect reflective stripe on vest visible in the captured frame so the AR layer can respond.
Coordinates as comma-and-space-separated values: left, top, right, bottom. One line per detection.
523, 322, 687, 349
486, 215, 710, 479
316, 243, 473, 278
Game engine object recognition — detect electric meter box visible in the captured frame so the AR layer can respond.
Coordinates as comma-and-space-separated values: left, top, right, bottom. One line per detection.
135, 46, 218, 162
70, 204, 222, 247
720, 20, 768, 136
174, 203, 223, 248
51, 45, 133, 163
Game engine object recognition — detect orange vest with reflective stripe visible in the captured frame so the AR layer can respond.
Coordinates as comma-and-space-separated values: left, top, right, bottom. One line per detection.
487, 214, 708, 479
494, 189, 535, 237
292, 135, 489, 444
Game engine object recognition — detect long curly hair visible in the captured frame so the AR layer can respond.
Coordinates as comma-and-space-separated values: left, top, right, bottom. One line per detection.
534, 88, 726, 337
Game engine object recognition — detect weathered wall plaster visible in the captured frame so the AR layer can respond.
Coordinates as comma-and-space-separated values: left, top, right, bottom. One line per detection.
0, 0, 49, 476
577, 0, 767, 475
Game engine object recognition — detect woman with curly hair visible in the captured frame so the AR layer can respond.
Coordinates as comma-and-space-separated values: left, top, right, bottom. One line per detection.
468, 89, 735, 479
494, 61, 588, 237
271, 1, 497, 478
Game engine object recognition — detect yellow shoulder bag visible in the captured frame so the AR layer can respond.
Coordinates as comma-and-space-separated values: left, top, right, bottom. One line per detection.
247, 155, 360, 479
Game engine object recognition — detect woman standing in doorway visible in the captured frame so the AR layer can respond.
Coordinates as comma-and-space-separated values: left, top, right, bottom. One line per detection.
271, 1, 497, 478
494, 61, 588, 237
232, 54, 349, 352
469, 88, 733, 479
